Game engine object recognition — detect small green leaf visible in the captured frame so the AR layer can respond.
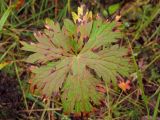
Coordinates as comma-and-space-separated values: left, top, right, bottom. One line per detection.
108, 3, 121, 15
64, 19, 76, 35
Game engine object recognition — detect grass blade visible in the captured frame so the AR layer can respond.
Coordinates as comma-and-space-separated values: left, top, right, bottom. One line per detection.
0, 6, 13, 31
153, 93, 160, 120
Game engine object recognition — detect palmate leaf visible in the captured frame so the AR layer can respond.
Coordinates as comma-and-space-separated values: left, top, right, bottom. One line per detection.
21, 5, 131, 113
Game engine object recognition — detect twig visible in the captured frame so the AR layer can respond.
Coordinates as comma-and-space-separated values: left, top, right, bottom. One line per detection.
19, 108, 62, 112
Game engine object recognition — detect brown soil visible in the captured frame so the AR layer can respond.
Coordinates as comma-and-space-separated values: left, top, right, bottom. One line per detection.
0, 72, 22, 120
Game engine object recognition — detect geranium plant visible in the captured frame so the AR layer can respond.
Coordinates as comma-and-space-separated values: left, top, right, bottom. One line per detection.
21, 5, 131, 113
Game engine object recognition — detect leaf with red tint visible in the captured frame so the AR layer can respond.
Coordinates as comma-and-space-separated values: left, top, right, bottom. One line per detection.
16, 0, 25, 10
30, 84, 37, 94
96, 84, 106, 93
118, 80, 131, 92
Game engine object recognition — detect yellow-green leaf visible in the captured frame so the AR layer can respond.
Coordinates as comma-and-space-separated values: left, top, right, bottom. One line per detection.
0, 62, 9, 70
